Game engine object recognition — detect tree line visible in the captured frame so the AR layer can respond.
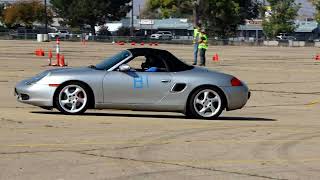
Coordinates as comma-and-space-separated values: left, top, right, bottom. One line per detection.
0, 0, 320, 39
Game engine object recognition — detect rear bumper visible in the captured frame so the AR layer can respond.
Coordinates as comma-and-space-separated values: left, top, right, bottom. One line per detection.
223, 86, 250, 111
15, 80, 56, 107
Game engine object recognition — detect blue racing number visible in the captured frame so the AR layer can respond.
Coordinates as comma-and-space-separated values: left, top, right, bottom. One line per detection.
133, 75, 149, 89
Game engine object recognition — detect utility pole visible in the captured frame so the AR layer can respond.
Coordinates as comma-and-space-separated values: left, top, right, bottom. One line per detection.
44, 0, 48, 34
130, 0, 134, 37
193, 0, 201, 27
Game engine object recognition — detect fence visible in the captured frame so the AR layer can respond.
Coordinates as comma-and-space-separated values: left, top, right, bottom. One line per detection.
0, 32, 318, 47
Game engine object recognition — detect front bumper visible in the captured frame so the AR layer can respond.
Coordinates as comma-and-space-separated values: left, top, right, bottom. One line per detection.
15, 80, 56, 107
150, 36, 160, 39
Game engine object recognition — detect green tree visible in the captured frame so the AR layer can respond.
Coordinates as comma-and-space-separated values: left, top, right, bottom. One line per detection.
200, 0, 260, 38
3, 0, 53, 28
0, 3, 4, 21
143, 0, 260, 37
262, 0, 300, 39
143, 0, 194, 18
0, 3, 4, 27
309, 0, 320, 22
50, 0, 131, 35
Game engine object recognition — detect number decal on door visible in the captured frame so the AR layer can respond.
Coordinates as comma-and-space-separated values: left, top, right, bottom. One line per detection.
133, 75, 149, 89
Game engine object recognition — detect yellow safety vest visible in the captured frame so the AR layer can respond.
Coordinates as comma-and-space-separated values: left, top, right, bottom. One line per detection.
198, 33, 208, 49
193, 28, 200, 44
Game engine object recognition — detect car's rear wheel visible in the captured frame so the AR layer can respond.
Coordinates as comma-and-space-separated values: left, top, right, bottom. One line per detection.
55, 82, 89, 114
187, 87, 225, 119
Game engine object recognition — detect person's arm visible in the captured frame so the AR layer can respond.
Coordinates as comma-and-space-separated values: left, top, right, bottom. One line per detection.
146, 67, 158, 72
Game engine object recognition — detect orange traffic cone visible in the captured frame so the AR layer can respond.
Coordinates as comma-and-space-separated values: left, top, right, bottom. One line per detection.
40, 49, 45, 56
35, 49, 42, 56
48, 49, 53, 65
213, 53, 219, 62
35, 49, 39, 56
59, 55, 66, 67
52, 53, 60, 66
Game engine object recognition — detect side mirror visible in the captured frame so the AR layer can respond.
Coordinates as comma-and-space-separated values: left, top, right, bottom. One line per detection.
119, 64, 131, 72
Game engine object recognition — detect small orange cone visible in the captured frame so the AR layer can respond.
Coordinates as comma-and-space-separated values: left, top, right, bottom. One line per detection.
35, 49, 42, 56
52, 53, 60, 66
48, 49, 53, 65
213, 53, 219, 62
59, 55, 66, 67
40, 49, 45, 56
35, 49, 39, 56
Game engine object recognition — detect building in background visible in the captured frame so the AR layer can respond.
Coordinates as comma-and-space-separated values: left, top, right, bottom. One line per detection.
237, 19, 263, 41
97, 17, 193, 38
294, 20, 320, 41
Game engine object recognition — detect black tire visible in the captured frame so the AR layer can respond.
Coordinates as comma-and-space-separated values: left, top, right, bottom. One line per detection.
186, 87, 226, 120
54, 82, 90, 115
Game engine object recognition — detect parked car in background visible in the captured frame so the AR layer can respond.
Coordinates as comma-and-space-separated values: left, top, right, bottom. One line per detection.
9, 27, 39, 39
276, 33, 296, 41
150, 31, 173, 40
48, 29, 71, 39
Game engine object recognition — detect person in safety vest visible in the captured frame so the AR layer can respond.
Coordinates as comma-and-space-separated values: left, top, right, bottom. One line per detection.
193, 24, 201, 65
198, 28, 208, 66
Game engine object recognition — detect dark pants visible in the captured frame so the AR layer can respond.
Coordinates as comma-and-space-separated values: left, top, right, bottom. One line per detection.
199, 48, 206, 66
193, 43, 199, 64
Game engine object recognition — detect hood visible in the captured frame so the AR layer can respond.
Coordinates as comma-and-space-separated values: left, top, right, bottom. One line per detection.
47, 67, 94, 75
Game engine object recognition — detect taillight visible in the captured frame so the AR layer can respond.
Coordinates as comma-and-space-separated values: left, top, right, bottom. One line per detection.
231, 77, 243, 86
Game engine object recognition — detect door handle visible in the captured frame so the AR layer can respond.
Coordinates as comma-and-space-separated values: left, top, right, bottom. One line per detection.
161, 79, 171, 83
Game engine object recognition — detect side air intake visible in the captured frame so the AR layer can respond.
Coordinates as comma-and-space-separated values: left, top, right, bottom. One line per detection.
171, 83, 186, 92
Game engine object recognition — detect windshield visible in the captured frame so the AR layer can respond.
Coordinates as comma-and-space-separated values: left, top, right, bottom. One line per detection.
95, 50, 131, 70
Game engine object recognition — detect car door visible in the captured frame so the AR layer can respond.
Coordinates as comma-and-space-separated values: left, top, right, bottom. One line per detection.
103, 71, 172, 104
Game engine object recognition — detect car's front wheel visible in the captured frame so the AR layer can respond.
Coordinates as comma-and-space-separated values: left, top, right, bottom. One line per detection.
54, 82, 89, 114
187, 87, 226, 119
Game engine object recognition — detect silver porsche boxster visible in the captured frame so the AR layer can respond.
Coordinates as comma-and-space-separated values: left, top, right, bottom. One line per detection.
15, 48, 250, 119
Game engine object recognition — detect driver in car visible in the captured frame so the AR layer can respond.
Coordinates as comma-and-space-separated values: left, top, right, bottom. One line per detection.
141, 56, 158, 72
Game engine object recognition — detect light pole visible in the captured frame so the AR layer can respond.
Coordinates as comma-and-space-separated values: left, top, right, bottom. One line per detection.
130, 0, 134, 37
193, 0, 201, 26
44, 0, 48, 34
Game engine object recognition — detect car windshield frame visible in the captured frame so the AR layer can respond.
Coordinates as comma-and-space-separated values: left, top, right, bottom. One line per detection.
95, 50, 131, 70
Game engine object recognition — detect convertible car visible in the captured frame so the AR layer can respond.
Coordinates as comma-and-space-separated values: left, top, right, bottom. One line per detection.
15, 48, 250, 119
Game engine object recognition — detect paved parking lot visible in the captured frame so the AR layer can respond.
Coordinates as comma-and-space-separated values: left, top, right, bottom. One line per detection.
0, 40, 320, 180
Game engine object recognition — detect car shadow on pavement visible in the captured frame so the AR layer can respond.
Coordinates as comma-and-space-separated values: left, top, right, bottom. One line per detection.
31, 111, 276, 121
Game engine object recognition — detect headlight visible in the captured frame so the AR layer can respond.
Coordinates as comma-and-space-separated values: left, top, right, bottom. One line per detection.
26, 71, 50, 85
